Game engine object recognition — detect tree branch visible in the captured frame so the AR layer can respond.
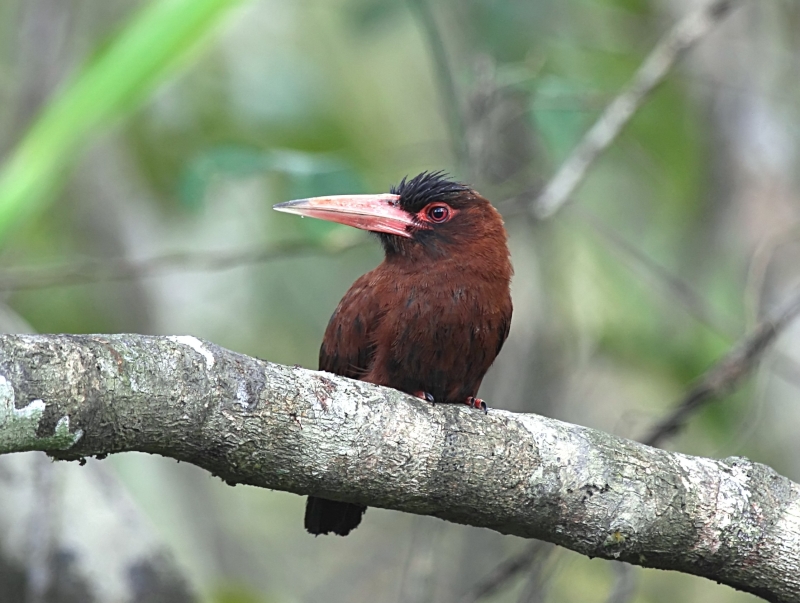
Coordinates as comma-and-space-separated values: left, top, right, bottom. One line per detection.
643, 289, 800, 447
457, 541, 549, 603
0, 334, 798, 602
469, 285, 800, 602
0, 238, 368, 291
533, 0, 741, 219
407, 0, 469, 170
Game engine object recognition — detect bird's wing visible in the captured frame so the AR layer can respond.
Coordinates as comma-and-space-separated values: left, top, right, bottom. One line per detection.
494, 301, 513, 359
318, 272, 382, 379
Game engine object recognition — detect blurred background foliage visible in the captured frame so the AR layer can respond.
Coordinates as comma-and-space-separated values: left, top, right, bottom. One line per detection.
1, 0, 799, 601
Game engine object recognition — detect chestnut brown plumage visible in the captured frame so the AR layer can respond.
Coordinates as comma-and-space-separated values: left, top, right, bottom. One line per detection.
274, 171, 513, 536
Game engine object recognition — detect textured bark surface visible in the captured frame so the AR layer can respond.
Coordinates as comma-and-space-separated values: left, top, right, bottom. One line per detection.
0, 334, 798, 602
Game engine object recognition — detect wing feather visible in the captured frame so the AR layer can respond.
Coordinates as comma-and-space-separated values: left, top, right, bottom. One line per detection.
318, 272, 381, 378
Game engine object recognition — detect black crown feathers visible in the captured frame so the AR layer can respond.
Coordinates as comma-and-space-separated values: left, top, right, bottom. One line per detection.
391, 171, 471, 213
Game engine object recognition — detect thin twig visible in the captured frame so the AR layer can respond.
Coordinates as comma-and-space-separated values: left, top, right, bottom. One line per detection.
0, 238, 369, 291
407, 0, 469, 170
570, 208, 800, 393
533, 0, 741, 219
516, 545, 559, 603
744, 223, 800, 329
571, 207, 741, 338
643, 288, 800, 447
457, 541, 549, 603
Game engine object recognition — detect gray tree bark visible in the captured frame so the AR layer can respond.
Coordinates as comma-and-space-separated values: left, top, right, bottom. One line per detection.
0, 334, 798, 602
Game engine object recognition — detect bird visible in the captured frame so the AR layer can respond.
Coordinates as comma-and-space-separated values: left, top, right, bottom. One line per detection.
273, 171, 513, 536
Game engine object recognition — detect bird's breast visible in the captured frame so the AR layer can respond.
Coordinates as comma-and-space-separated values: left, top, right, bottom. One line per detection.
365, 274, 510, 404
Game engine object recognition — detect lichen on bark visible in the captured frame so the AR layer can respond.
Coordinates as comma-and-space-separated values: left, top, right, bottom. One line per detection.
0, 375, 82, 454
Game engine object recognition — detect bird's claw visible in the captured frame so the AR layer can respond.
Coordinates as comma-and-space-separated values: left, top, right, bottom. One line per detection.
465, 396, 488, 414
415, 391, 435, 403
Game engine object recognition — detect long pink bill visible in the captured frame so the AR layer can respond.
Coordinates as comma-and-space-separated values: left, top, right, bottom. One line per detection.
273, 193, 414, 238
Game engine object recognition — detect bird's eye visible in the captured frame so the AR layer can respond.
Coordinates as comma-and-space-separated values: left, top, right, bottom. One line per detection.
426, 203, 450, 223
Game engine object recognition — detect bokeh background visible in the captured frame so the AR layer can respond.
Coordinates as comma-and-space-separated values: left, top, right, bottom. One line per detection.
1, 0, 799, 601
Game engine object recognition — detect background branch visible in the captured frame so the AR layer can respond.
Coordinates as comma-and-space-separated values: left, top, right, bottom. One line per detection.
1, 334, 799, 602
533, 0, 741, 219
643, 288, 800, 447
407, 0, 469, 171
456, 541, 549, 603
445, 281, 800, 603
0, 238, 367, 291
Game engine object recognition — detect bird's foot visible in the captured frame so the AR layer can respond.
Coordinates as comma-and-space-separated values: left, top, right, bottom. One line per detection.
414, 391, 435, 403
465, 396, 488, 414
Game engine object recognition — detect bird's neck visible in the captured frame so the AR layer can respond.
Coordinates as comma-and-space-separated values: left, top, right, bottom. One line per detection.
380, 239, 512, 285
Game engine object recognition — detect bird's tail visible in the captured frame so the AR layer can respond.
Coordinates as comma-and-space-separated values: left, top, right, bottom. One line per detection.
304, 496, 367, 536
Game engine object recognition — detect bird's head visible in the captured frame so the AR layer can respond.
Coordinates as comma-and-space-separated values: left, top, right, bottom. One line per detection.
273, 171, 508, 262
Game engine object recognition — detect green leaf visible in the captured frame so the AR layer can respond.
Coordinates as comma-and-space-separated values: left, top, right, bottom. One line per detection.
0, 0, 246, 243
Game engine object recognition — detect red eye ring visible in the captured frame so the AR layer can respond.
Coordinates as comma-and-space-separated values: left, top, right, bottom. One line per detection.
426, 203, 450, 223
